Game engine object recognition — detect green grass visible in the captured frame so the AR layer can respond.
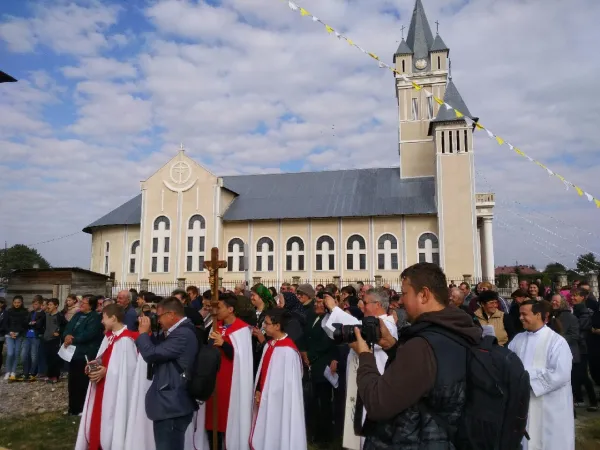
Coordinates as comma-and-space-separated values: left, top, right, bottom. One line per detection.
0, 412, 80, 450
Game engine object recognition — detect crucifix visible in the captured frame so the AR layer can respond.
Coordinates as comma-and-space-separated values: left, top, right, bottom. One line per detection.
179, 142, 185, 152
400, 24, 406, 40
435, 20, 440, 34
204, 247, 227, 450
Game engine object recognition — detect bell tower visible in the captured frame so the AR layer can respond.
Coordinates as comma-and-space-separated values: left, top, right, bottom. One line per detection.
395, 0, 481, 278
395, 0, 449, 178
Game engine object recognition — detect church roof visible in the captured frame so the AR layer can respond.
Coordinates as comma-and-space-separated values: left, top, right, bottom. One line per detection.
0, 70, 17, 83
82, 168, 436, 232
430, 34, 449, 52
406, 0, 434, 64
430, 79, 475, 126
395, 39, 413, 56
82, 194, 142, 233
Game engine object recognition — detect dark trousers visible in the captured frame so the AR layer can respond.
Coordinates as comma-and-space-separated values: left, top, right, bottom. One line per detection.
153, 413, 193, 450
588, 342, 600, 386
44, 339, 62, 379
572, 354, 598, 406
308, 381, 334, 444
205, 430, 225, 450
0, 339, 4, 373
68, 358, 89, 415
333, 374, 347, 438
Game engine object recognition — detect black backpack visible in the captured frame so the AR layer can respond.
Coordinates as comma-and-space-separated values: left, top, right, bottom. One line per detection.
174, 332, 221, 402
417, 326, 530, 450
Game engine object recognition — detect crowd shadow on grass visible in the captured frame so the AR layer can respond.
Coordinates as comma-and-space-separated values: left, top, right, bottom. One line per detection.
0, 412, 80, 450
0, 411, 599, 450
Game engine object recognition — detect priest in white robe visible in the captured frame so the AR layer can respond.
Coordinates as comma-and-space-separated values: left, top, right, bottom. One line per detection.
322, 289, 398, 450
508, 299, 575, 450
250, 308, 306, 450
76, 304, 139, 450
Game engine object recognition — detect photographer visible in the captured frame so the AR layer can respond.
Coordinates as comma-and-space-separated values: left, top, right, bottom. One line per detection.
135, 297, 198, 450
321, 288, 398, 448
352, 263, 481, 448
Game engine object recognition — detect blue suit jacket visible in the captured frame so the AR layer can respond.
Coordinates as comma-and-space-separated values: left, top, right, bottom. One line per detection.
136, 318, 198, 421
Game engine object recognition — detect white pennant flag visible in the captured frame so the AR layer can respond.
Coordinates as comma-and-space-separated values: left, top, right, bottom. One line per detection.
464, 116, 474, 127
585, 192, 594, 202
401, 74, 410, 82
526, 156, 534, 162
507, 143, 514, 150
563, 180, 570, 191
378, 61, 387, 68
485, 129, 494, 139
312, 16, 319, 22
357, 46, 366, 53
424, 89, 432, 97
546, 168, 554, 176
444, 103, 453, 110
334, 31, 341, 38
288, 1, 299, 11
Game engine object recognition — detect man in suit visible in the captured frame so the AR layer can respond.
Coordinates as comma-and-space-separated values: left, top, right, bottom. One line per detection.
136, 297, 198, 450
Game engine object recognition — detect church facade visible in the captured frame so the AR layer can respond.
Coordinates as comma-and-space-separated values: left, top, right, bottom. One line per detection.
83, 0, 495, 286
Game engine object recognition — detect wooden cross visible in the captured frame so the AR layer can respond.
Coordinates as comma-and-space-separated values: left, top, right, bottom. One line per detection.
400, 24, 406, 40
203, 247, 227, 450
435, 20, 440, 34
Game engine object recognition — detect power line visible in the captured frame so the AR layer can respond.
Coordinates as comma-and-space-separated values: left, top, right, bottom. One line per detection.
24, 231, 82, 247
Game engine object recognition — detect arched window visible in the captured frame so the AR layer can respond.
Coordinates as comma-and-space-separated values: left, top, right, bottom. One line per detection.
437, 55, 441, 70
227, 238, 245, 272
104, 241, 110, 274
285, 237, 305, 271
256, 237, 274, 272
377, 234, 399, 271
402, 60, 405, 73
316, 236, 335, 271
129, 240, 140, 274
418, 233, 440, 265
346, 235, 367, 271
186, 215, 206, 272
151, 216, 171, 273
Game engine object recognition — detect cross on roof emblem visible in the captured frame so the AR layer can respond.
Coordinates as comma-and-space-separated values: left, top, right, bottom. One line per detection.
170, 161, 191, 185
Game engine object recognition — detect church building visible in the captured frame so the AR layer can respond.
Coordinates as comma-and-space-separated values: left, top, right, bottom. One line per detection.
83, 0, 495, 285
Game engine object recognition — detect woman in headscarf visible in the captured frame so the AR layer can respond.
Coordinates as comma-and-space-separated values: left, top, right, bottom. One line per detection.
278, 291, 307, 347
250, 284, 276, 374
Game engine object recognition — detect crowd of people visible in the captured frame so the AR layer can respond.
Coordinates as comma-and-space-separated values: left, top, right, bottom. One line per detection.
0, 267, 597, 450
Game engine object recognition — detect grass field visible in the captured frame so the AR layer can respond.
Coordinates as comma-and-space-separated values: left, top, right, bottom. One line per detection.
0, 411, 599, 450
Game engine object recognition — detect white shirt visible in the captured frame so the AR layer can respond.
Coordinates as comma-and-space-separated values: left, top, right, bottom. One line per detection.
166, 317, 187, 336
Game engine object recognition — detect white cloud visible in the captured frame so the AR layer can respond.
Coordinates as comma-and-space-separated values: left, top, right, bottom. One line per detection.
1, 0, 600, 274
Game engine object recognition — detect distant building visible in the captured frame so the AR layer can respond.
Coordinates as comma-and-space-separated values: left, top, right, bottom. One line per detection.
495, 265, 541, 276
82, 0, 496, 284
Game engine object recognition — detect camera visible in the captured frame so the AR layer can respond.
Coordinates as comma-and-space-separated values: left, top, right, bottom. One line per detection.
331, 316, 381, 346
139, 311, 160, 333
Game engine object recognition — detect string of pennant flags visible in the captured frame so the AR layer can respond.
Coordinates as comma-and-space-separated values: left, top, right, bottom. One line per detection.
283, 0, 600, 209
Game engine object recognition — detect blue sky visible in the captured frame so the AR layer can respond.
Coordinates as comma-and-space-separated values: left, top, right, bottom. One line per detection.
1, 0, 600, 273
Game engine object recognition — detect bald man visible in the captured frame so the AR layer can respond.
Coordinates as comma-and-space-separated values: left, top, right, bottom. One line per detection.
117, 290, 139, 331
450, 287, 471, 316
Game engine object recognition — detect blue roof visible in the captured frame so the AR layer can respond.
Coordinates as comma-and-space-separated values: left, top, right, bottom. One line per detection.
83, 168, 436, 232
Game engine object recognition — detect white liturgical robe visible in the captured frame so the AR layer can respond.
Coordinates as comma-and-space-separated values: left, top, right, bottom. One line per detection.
323, 307, 398, 450
508, 326, 575, 450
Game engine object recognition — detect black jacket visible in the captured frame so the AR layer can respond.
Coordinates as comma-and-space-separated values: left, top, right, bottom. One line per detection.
553, 309, 580, 363
0, 307, 7, 336
299, 314, 336, 383
7, 306, 29, 335
573, 303, 592, 355
26, 310, 46, 338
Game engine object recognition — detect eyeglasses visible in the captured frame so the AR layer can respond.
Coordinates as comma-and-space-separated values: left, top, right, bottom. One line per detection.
157, 311, 173, 319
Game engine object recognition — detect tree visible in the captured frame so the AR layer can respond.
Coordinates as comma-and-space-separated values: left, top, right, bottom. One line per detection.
0, 244, 51, 280
544, 262, 567, 276
576, 253, 599, 274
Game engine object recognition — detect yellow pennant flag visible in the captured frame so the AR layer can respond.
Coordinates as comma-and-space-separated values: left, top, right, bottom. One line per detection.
434, 96, 444, 105
495, 136, 504, 145
300, 7, 310, 16
411, 82, 422, 91
368, 52, 379, 60
347, 38, 354, 46
575, 186, 584, 196
455, 109, 464, 118
325, 25, 334, 33
514, 148, 525, 156
595, 199, 600, 208
556, 174, 566, 182
475, 123, 484, 130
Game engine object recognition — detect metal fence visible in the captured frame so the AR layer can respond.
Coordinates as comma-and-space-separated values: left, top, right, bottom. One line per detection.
111, 276, 509, 298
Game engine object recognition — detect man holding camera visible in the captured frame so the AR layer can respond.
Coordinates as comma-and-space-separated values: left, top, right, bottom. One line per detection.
135, 297, 199, 450
351, 263, 481, 449
322, 288, 398, 450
